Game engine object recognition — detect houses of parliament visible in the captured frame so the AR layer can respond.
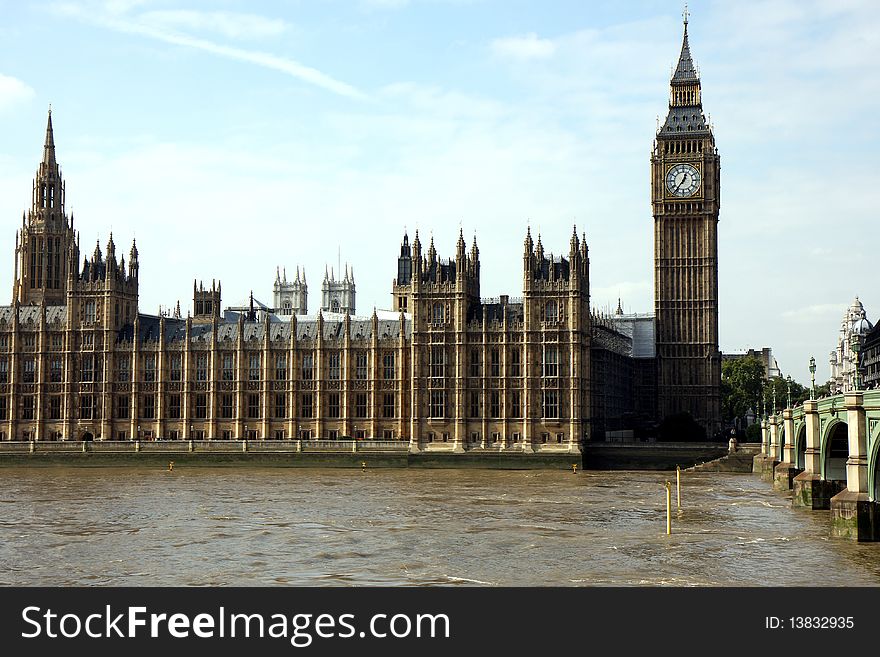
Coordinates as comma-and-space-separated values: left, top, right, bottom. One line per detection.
0, 17, 720, 451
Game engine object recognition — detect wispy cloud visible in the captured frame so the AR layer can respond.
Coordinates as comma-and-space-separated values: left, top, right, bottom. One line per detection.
0, 73, 35, 111
53, 2, 366, 101
490, 33, 556, 60
138, 10, 288, 41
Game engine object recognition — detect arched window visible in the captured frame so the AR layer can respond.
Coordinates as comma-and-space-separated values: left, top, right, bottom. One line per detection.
544, 300, 558, 323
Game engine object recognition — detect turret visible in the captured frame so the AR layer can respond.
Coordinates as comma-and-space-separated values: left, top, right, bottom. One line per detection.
13, 108, 76, 305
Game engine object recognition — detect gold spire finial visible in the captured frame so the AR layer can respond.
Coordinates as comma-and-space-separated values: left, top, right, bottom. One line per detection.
683, 3, 689, 26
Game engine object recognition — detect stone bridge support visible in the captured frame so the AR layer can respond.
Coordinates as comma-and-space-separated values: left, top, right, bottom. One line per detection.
830, 392, 880, 541
774, 408, 801, 491
753, 418, 774, 475
792, 400, 832, 509
760, 415, 781, 481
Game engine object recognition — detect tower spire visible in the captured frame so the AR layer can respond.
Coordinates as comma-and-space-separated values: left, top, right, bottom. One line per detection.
43, 107, 57, 167
672, 9, 698, 84
659, 10, 708, 134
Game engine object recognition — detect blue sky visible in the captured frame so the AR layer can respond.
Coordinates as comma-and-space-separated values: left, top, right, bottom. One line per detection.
0, 0, 878, 386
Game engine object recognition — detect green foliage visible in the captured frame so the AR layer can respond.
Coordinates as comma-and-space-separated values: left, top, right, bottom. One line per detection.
721, 357, 764, 421
814, 381, 832, 398
763, 375, 808, 412
721, 356, 811, 427
744, 422, 762, 442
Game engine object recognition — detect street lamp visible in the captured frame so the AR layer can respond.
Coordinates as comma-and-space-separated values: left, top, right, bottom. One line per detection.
245, 423, 248, 440
759, 381, 765, 418
786, 375, 792, 409
771, 381, 777, 415
809, 356, 816, 399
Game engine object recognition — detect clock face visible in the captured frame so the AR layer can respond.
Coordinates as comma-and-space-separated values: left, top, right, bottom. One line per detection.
665, 163, 701, 197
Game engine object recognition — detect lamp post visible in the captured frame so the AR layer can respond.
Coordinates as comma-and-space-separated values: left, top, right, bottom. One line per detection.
772, 381, 777, 415
786, 375, 792, 409
851, 334, 862, 391
759, 381, 765, 418
809, 356, 816, 399
245, 423, 248, 441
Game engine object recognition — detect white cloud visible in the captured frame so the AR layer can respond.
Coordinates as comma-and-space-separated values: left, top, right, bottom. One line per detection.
0, 73, 35, 111
52, 2, 364, 100
490, 33, 557, 60
137, 10, 288, 40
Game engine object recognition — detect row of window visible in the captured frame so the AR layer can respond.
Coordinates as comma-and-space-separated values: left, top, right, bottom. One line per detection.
1, 392, 399, 421
434, 346, 560, 378
427, 301, 565, 324
0, 347, 568, 383
427, 390, 561, 419
4, 390, 565, 421
0, 352, 399, 383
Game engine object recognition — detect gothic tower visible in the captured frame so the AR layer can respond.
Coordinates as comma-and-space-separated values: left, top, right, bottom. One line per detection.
13, 110, 78, 305
321, 264, 356, 315
652, 13, 721, 437
273, 267, 307, 315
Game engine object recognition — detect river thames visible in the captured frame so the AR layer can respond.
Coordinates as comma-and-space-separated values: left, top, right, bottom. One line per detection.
1, 467, 878, 586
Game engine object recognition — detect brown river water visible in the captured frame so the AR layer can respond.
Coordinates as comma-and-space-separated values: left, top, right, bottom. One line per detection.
1, 467, 879, 586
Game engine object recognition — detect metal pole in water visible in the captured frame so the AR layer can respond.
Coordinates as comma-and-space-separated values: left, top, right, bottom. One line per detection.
676, 465, 681, 510
665, 481, 672, 535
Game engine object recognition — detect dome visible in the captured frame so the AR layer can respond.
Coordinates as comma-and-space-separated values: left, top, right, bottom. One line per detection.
853, 316, 874, 336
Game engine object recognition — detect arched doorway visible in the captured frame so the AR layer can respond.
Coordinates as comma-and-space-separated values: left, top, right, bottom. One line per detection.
796, 424, 807, 470
81, 431, 94, 442
822, 422, 848, 483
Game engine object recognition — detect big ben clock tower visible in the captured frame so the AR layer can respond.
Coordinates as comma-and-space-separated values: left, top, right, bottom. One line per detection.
652, 11, 721, 438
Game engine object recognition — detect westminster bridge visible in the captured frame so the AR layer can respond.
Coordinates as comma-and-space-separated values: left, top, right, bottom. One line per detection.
754, 390, 880, 541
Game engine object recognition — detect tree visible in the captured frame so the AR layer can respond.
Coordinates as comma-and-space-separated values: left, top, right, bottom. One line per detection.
721, 356, 811, 430
762, 375, 808, 413
721, 357, 764, 423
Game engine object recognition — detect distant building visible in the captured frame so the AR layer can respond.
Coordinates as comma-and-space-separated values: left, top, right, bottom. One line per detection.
722, 347, 780, 379
273, 267, 307, 316
321, 265, 355, 315
829, 297, 873, 394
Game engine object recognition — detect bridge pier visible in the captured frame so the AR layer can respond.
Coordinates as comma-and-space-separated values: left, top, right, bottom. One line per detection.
760, 415, 781, 481
792, 400, 835, 509
830, 393, 880, 541
774, 408, 802, 491
753, 419, 776, 474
